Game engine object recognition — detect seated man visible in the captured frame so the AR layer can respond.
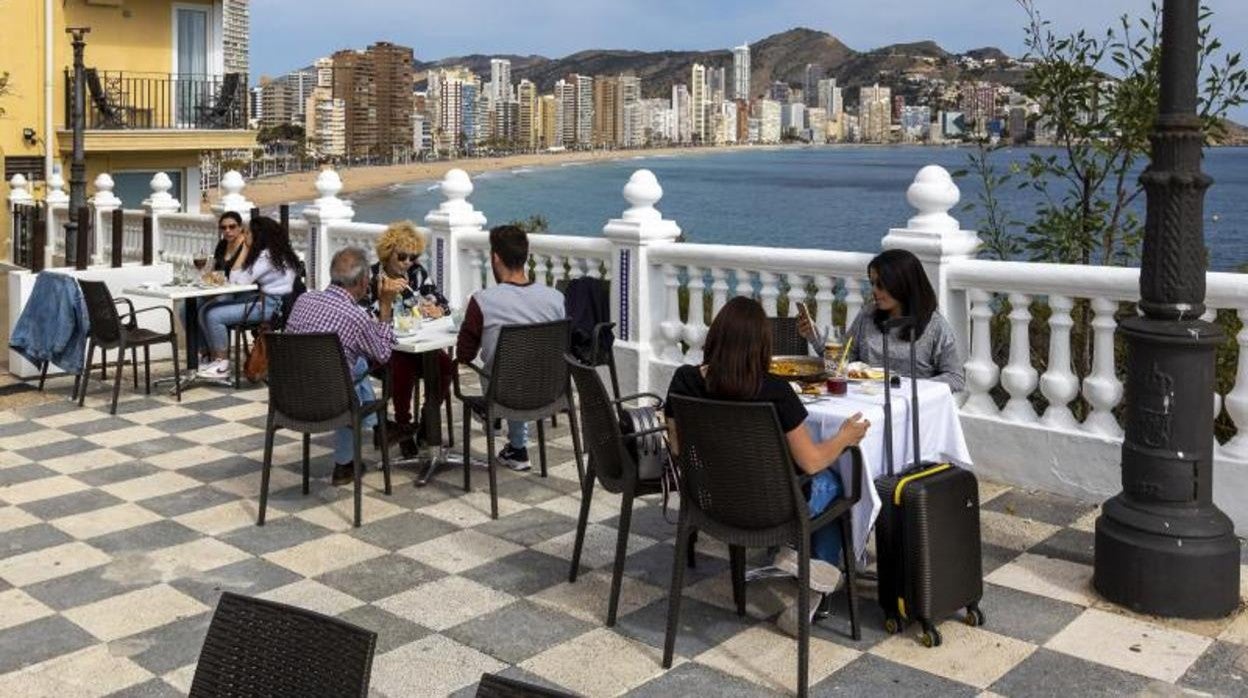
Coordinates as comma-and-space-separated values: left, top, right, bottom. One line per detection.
286, 247, 397, 485
455, 225, 565, 471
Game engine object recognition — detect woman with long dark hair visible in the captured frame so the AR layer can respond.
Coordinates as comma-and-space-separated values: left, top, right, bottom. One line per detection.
801, 249, 965, 390
197, 216, 299, 379
665, 296, 869, 637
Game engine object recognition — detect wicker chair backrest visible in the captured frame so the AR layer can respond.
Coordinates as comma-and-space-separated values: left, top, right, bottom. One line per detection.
566, 355, 633, 488
769, 316, 810, 357
78, 280, 124, 345
265, 333, 355, 424
488, 319, 571, 412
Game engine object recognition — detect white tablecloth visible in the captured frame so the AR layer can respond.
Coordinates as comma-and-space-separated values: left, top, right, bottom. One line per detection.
801, 378, 972, 559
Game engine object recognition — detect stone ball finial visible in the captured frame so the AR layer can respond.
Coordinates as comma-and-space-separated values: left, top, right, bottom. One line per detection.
46, 167, 68, 205
622, 169, 663, 222
91, 172, 122, 207
93, 172, 115, 193
315, 168, 343, 200
7, 173, 33, 204
150, 172, 173, 196
9, 173, 29, 190
905, 165, 960, 232
441, 169, 474, 203
221, 170, 246, 196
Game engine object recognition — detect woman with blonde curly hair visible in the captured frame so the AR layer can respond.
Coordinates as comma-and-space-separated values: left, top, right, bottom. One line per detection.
365, 220, 451, 457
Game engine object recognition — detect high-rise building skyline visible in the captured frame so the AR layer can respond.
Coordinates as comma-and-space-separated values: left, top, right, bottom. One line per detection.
732, 43, 751, 100
332, 49, 376, 157
858, 83, 892, 143
366, 42, 416, 158
592, 75, 620, 147
671, 84, 691, 144
517, 79, 538, 149
555, 79, 576, 146
489, 58, 512, 107
690, 63, 708, 143
574, 74, 594, 145
817, 78, 842, 120
538, 94, 558, 148
618, 75, 644, 147
803, 64, 821, 108
223, 0, 250, 76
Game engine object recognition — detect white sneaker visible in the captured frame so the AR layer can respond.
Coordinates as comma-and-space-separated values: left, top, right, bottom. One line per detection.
772, 547, 844, 594
197, 359, 230, 379
777, 592, 825, 638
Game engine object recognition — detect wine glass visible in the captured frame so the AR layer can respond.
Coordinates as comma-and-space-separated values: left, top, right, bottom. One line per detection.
192, 248, 209, 282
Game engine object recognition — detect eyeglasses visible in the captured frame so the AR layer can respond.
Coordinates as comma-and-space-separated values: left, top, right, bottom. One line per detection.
395, 253, 418, 262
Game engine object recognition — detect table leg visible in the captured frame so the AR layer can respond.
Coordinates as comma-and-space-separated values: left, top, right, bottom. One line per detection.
411, 349, 484, 486
184, 297, 200, 371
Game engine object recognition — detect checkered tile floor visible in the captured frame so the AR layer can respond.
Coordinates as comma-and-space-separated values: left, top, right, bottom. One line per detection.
0, 369, 1246, 697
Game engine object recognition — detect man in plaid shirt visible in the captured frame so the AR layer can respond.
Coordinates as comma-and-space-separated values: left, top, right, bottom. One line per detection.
286, 247, 397, 485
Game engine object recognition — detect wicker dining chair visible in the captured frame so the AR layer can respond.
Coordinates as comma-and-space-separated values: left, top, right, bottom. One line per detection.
76, 280, 181, 414
189, 592, 377, 698
662, 394, 864, 698
770, 316, 813, 356
476, 672, 579, 698
565, 355, 667, 626
257, 332, 392, 528
452, 319, 585, 519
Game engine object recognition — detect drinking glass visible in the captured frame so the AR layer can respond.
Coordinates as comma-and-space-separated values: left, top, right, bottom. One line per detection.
823, 326, 845, 375
192, 248, 209, 282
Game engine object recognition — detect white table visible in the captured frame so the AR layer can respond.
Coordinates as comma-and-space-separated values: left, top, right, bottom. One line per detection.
801, 378, 972, 560
123, 282, 258, 389
391, 316, 472, 485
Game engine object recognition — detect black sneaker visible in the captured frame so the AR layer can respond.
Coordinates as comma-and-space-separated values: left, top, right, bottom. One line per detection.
332, 462, 355, 486
496, 445, 531, 472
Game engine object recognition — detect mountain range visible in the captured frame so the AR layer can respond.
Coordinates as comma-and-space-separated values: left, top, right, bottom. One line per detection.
412, 27, 1028, 102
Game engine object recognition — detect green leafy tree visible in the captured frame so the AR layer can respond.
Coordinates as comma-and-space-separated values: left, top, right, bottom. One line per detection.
506, 214, 549, 234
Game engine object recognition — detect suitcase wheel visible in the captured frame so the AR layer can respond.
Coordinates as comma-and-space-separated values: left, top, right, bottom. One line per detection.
920, 624, 942, 648
963, 605, 986, 628
884, 617, 904, 635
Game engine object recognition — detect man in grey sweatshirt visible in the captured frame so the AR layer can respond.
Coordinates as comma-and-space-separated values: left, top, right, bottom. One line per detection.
455, 225, 565, 471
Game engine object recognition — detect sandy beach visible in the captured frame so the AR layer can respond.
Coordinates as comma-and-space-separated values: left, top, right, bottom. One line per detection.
236, 145, 745, 208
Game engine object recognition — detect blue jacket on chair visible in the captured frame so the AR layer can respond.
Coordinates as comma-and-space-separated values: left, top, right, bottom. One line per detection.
10, 272, 90, 374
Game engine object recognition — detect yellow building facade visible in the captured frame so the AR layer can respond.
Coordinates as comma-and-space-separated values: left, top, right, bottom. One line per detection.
0, 0, 255, 263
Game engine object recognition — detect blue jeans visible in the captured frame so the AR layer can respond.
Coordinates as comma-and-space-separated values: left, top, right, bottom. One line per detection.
334, 356, 378, 464
507, 420, 527, 450
808, 469, 846, 567
200, 294, 279, 354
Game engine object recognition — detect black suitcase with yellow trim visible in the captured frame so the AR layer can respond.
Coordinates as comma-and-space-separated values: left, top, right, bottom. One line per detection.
872, 317, 983, 647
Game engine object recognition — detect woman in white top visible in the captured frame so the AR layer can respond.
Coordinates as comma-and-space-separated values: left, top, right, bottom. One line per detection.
196, 216, 299, 379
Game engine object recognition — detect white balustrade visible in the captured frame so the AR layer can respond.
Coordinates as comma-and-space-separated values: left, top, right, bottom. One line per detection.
683, 267, 709, 365
711, 267, 730, 317
786, 272, 807, 318
1083, 297, 1125, 437
814, 275, 835, 331
734, 268, 753, 300
842, 278, 865, 331
759, 271, 780, 316
962, 289, 1000, 415
1039, 295, 1079, 429
1222, 308, 1248, 460
1000, 293, 1040, 423
533, 254, 551, 286
659, 263, 685, 362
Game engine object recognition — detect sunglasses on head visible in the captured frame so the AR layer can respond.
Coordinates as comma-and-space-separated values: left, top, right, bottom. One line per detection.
395, 253, 418, 262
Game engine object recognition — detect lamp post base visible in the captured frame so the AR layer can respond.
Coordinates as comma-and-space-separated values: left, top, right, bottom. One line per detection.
1094, 495, 1240, 618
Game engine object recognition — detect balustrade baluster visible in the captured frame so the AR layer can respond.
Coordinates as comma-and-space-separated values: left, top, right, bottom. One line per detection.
962, 289, 1000, 415
1039, 295, 1079, 429
1000, 293, 1039, 423
684, 266, 709, 364
843, 278, 864, 330
1081, 296, 1125, 437
1204, 309, 1225, 422
468, 249, 485, 293
587, 258, 603, 279
734, 268, 753, 300
759, 271, 780, 316
814, 275, 835, 331
534, 255, 550, 286
569, 257, 586, 280
786, 272, 807, 319
1221, 308, 1248, 460
659, 263, 686, 363
551, 255, 567, 286
710, 267, 729, 318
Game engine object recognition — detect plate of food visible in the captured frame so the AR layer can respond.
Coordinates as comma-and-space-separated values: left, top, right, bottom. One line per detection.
844, 361, 886, 381
769, 355, 825, 383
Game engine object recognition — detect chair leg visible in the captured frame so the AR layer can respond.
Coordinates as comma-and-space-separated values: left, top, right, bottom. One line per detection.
301, 432, 311, 495
100, 348, 107, 380
109, 344, 126, 414
461, 404, 472, 493
536, 418, 548, 478
687, 530, 699, 569
131, 347, 139, 389
78, 342, 94, 406
730, 545, 747, 617
445, 394, 454, 448
232, 329, 242, 389
170, 338, 182, 403
380, 412, 393, 496
258, 418, 275, 525
566, 402, 586, 486
352, 422, 364, 528
38, 361, 49, 392
840, 517, 861, 641
663, 517, 693, 668
485, 412, 499, 519
551, 413, 558, 429
143, 346, 151, 395
607, 492, 635, 627
568, 460, 596, 584
798, 536, 811, 698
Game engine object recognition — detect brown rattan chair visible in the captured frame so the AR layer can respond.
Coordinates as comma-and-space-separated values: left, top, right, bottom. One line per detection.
770, 316, 813, 356
76, 280, 181, 414
257, 332, 391, 528
476, 672, 578, 697
452, 319, 585, 519
662, 394, 864, 697
189, 592, 377, 698
565, 355, 666, 626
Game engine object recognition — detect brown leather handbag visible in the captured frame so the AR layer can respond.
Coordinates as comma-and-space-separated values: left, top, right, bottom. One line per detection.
243, 323, 271, 382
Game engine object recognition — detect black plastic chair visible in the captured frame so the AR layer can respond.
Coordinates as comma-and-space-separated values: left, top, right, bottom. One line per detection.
566, 355, 666, 626
76, 280, 181, 414
257, 333, 391, 528
476, 672, 578, 698
452, 319, 585, 519
189, 592, 377, 698
770, 316, 812, 356
662, 395, 864, 698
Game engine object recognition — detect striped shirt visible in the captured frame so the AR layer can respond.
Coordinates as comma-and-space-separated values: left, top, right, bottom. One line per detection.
286, 285, 395, 368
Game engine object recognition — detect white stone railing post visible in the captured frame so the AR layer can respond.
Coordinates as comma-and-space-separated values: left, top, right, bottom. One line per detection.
90, 173, 122, 266
602, 169, 682, 393
684, 267, 708, 365
881, 165, 981, 355
213, 170, 254, 221
1081, 297, 1125, 437
7, 174, 34, 264
424, 169, 487, 308
1000, 293, 1039, 423
1220, 308, 1248, 460
143, 172, 181, 261
962, 289, 999, 415
301, 169, 355, 290
1039, 295, 1079, 428
45, 168, 68, 268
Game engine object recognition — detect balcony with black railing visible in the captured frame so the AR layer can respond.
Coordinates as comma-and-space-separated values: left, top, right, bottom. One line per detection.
64, 69, 249, 130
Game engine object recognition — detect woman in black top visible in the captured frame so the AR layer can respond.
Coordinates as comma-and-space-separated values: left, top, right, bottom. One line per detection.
212, 211, 248, 273
665, 296, 869, 637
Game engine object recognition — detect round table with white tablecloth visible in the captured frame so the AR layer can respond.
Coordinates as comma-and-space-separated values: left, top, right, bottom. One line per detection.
799, 377, 973, 560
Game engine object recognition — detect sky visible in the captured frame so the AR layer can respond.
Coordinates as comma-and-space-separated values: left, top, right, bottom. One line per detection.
251, 0, 1248, 122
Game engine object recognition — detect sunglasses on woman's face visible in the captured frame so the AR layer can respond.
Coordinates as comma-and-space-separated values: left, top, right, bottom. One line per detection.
395, 252, 418, 262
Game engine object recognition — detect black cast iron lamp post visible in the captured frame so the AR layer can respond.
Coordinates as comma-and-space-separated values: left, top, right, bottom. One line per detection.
1092, 0, 1240, 618
64, 27, 90, 266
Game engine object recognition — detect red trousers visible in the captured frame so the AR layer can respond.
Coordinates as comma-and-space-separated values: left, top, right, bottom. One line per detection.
389, 350, 452, 426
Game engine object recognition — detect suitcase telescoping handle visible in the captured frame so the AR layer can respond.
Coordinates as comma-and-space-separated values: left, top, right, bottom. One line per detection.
881, 316, 922, 476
